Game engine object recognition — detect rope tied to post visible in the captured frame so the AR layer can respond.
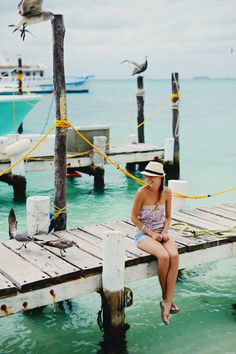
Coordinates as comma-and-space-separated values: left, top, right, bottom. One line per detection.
53, 205, 67, 220
55, 119, 70, 128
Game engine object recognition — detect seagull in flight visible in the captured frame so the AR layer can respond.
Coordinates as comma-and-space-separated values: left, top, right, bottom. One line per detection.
12, 0, 54, 40
120, 56, 148, 76
8, 208, 43, 250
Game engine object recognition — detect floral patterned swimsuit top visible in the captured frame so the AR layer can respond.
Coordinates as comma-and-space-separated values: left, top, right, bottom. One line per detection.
137, 203, 165, 233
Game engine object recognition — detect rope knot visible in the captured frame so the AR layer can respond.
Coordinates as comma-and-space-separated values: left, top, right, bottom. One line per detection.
55, 119, 71, 128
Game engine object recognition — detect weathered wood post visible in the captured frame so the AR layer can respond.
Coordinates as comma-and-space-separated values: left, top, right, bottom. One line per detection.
93, 136, 106, 189
17, 57, 23, 134
17, 57, 23, 95
164, 73, 180, 179
52, 15, 68, 231
100, 231, 126, 334
171, 72, 180, 177
136, 76, 145, 143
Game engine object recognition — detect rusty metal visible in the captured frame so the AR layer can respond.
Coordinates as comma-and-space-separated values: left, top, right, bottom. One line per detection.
50, 289, 56, 301
22, 301, 28, 310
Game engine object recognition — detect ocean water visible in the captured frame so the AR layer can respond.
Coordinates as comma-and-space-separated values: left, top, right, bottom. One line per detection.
0, 79, 236, 353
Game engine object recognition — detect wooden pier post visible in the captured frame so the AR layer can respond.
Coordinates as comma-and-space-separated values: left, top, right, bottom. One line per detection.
100, 231, 126, 333
17, 57, 23, 134
52, 15, 68, 231
171, 72, 180, 177
93, 136, 105, 189
136, 76, 145, 143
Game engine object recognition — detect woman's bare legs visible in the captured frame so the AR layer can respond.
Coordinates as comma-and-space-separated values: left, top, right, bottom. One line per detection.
162, 236, 179, 311
138, 237, 171, 323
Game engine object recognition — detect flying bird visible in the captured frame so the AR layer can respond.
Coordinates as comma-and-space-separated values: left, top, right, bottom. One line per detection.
8, 208, 43, 250
120, 56, 148, 76
41, 239, 80, 257
12, 0, 54, 40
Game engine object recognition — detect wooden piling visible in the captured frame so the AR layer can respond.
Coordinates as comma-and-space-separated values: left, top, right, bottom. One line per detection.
100, 231, 126, 333
171, 72, 180, 177
136, 76, 145, 143
52, 15, 68, 231
17, 57, 23, 134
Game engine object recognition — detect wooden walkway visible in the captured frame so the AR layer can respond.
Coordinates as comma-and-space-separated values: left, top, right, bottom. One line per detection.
1, 202, 236, 317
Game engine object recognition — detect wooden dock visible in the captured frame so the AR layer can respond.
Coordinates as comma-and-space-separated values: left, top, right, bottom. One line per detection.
1, 202, 236, 317
0, 143, 164, 173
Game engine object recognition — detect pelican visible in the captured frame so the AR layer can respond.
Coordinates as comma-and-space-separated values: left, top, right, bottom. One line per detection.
41, 239, 80, 257
13, 0, 54, 40
120, 56, 148, 76
8, 208, 43, 250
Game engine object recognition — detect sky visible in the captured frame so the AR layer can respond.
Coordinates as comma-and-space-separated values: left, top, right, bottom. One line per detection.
0, 0, 235, 79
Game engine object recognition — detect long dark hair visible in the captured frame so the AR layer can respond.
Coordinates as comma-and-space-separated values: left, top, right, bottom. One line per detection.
158, 178, 164, 201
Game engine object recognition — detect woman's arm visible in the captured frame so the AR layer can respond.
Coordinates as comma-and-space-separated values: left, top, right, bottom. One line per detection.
160, 188, 172, 237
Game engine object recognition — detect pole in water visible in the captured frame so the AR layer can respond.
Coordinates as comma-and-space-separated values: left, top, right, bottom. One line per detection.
17, 57, 23, 134
171, 72, 180, 177
52, 15, 68, 231
136, 76, 145, 143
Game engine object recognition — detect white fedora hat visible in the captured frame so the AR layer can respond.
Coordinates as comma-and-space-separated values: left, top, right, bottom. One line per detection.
140, 161, 165, 177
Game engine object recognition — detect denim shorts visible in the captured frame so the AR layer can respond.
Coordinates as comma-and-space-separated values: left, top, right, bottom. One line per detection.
134, 233, 149, 246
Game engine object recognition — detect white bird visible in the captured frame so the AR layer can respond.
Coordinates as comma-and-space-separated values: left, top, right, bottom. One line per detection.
120, 56, 148, 76
13, 0, 54, 40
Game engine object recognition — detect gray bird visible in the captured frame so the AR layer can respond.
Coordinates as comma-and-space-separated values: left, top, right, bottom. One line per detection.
120, 56, 148, 76
13, 0, 54, 40
41, 239, 80, 257
8, 208, 43, 250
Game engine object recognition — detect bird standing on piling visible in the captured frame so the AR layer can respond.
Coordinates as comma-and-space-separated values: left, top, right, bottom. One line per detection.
13, 0, 54, 40
41, 239, 80, 257
8, 208, 43, 250
120, 56, 148, 76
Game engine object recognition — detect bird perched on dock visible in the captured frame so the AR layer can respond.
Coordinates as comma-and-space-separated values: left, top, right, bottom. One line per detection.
41, 239, 80, 257
120, 56, 148, 76
8, 208, 43, 250
12, 0, 54, 40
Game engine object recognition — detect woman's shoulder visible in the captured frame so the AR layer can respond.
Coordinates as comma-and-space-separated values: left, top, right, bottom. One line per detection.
136, 185, 148, 196
163, 187, 172, 198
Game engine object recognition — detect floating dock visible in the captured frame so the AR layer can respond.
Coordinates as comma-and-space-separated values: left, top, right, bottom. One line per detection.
1, 202, 236, 317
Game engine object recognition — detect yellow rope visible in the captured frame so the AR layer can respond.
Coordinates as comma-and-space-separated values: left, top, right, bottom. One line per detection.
171, 221, 236, 238
53, 205, 67, 220
0, 123, 56, 177
55, 119, 70, 128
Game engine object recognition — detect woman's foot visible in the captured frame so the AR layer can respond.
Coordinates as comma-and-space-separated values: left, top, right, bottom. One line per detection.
170, 303, 180, 314
160, 301, 170, 325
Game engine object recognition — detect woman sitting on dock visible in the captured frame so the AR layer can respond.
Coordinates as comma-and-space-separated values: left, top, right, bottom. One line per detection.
131, 161, 179, 325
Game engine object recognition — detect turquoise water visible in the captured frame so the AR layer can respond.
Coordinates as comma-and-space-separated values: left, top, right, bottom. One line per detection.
0, 79, 236, 353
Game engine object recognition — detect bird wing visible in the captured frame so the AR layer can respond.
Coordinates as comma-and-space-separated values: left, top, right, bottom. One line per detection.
14, 233, 33, 242
18, 0, 43, 16
8, 208, 17, 239
120, 60, 143, 69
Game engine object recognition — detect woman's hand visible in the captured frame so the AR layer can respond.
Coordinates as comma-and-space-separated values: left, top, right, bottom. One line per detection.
151, 232, 163, 242
160, 233, 169, 242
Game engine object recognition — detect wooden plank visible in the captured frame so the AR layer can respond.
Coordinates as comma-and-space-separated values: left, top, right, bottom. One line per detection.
0, 244, 50, 292
39, 232, 103, 275
211, 204, 236, 215
0, 273, 17, 297
80, 223, 150, 260
3, 239, 81, 284
181, 208, 236, 228
198, 205, 236, 221
172, 210, 227, 229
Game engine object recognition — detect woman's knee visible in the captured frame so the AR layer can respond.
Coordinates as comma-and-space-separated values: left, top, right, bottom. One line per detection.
157, 252, 170, 266
169, 252, 179, 264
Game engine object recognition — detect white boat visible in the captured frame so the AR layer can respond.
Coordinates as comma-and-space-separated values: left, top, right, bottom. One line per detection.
0, 94, 41, 136
0, 62, 94, 95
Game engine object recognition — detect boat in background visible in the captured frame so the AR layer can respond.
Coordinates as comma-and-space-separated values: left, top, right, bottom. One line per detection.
0, 94, 41, 136
0, 62, 94, 94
